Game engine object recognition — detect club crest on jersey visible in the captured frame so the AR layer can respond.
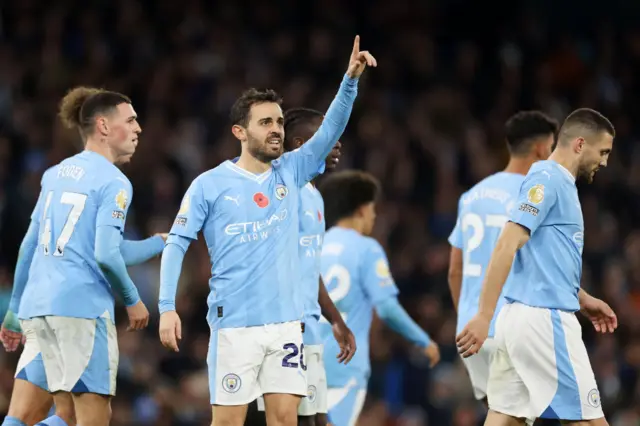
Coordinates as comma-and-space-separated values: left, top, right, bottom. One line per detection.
253, 192, 270, 208
178, 195, 190, 215
222, 373, 241, 393
275, 184, 288, 200
527, 184, 544, 204
115, 189, 128, 210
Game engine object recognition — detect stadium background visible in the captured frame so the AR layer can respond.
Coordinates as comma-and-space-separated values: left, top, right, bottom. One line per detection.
1, 0, 640, 425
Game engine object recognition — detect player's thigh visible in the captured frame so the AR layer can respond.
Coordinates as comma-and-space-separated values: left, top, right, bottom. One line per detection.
209, 325, 267, 406
326, 386, 367, 426
259, 321, 306, 398
71, 392, 111, 426
461, 337, 496, 400
486, 305, 534, 422
484, 410, 529, 426
35, 313, 118, 396
52, 391, 76, 426
211, 404, 249, 426
560, 419, 609, 426
7, 379, 52, 425
505, 305, 604, 421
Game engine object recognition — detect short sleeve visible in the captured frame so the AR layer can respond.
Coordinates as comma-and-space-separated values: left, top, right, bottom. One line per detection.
509, 171, 558, 235
448, 196, 464, 249
360, 240, 399, 305
96, 177, 133, 232
170, 177, 208, 240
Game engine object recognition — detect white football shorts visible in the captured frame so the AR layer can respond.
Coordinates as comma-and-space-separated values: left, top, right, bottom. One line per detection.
29, 311, 118, 396
257, 343, 327, 415
488, 302, 604, 422
460, 337, 497, 400
208, 320, 307, 405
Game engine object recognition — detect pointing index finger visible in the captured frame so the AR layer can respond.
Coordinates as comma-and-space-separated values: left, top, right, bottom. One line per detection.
352, 35, 360, 56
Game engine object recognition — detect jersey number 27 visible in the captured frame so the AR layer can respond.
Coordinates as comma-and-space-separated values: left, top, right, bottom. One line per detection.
40, 191, 88, 257
462, 213, 508, 277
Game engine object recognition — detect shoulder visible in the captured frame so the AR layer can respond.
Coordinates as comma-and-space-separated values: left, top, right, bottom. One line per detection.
359, 235, 385, 256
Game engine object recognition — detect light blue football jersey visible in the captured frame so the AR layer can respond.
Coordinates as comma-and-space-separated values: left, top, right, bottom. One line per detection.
506, 160, 583, 311
299, 183, 325, 346
449, 172, 524, 336
168, 74, 358, 330
319, 227, 398, 388
19, 151, 133, 321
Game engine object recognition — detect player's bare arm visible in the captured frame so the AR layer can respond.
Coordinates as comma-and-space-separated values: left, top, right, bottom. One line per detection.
447, 247, 463, 312
578, 288, 618, 334
318, 277, 356, 364
456, 221, 530, 358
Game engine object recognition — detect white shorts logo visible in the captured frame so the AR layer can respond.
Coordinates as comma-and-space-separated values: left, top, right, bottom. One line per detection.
222, 373, 241, 393
587, 388, 601, 407
307, 385, 317, 402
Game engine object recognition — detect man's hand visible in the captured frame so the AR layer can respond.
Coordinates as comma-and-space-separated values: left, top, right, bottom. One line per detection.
456, 313, 491, 358
331, 321, 356, 364
155, 233, 169, 243
126, 300, 149, 331
422, 342, 441, 367
159, 310, 182, 352
1, 310, 23, 352
346, 35, 377, 79
580, 295, 617, 333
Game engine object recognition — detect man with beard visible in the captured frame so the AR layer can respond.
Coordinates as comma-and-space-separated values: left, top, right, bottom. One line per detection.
158, 36, 376, 426
457, 108, 618, 426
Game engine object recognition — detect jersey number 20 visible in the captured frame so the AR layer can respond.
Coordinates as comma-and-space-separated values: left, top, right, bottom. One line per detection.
462, 213, 508, 277
40, 191, 88, 257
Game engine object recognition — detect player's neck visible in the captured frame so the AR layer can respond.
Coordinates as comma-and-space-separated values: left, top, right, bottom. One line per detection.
235, 152, 271, 174
503, 156, 536, 176
549, 149, 578, 179
84, 140, 116, 164
335, 218, 364, 234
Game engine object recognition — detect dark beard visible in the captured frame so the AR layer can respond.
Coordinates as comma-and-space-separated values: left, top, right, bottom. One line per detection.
247, 136, 282, 163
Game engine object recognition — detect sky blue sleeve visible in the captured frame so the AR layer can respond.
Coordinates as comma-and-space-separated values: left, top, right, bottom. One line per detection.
95, 226, 140, 307
375, 297, 431, 348
281, 74, 358, 186
170, 178, 208, 240
120, 236, 165, 266
448, 196, 464, 249
360, 239, 399, 304
7, 220, 39, 320
96, 177, 133, 232
509, 171, 558, 235
158, 235, 192, 313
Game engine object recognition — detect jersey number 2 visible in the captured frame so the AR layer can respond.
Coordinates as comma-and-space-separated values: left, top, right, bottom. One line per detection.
40, 191, 88, 256
462, 213, 508, 277
320, 264, 351, 323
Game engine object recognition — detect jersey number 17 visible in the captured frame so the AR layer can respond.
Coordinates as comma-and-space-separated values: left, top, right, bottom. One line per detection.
40, 191, 88, 257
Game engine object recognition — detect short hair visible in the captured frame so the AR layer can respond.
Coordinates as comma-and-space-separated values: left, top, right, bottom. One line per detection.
318, 171, 380, 228
283, 107, 323, 151
504, 111, 558, 155
558, 108, 615, 145
230, 88, 283, 127
58, 87, 131, 141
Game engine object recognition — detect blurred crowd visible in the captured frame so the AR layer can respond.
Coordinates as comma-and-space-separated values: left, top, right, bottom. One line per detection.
1, 0, 640, 425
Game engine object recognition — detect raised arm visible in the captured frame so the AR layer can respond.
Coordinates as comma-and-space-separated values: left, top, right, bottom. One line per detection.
286, 36, 376, 185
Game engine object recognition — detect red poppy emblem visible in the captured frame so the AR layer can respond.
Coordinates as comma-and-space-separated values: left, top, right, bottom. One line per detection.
318, 210, 323, 222
253, 192, 269, 208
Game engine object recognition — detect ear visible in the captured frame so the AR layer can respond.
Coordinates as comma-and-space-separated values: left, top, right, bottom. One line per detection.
231, 125, 246, 142
294, 137, 304, 149
575, 137, 585, 154
96, 117, 109, 136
